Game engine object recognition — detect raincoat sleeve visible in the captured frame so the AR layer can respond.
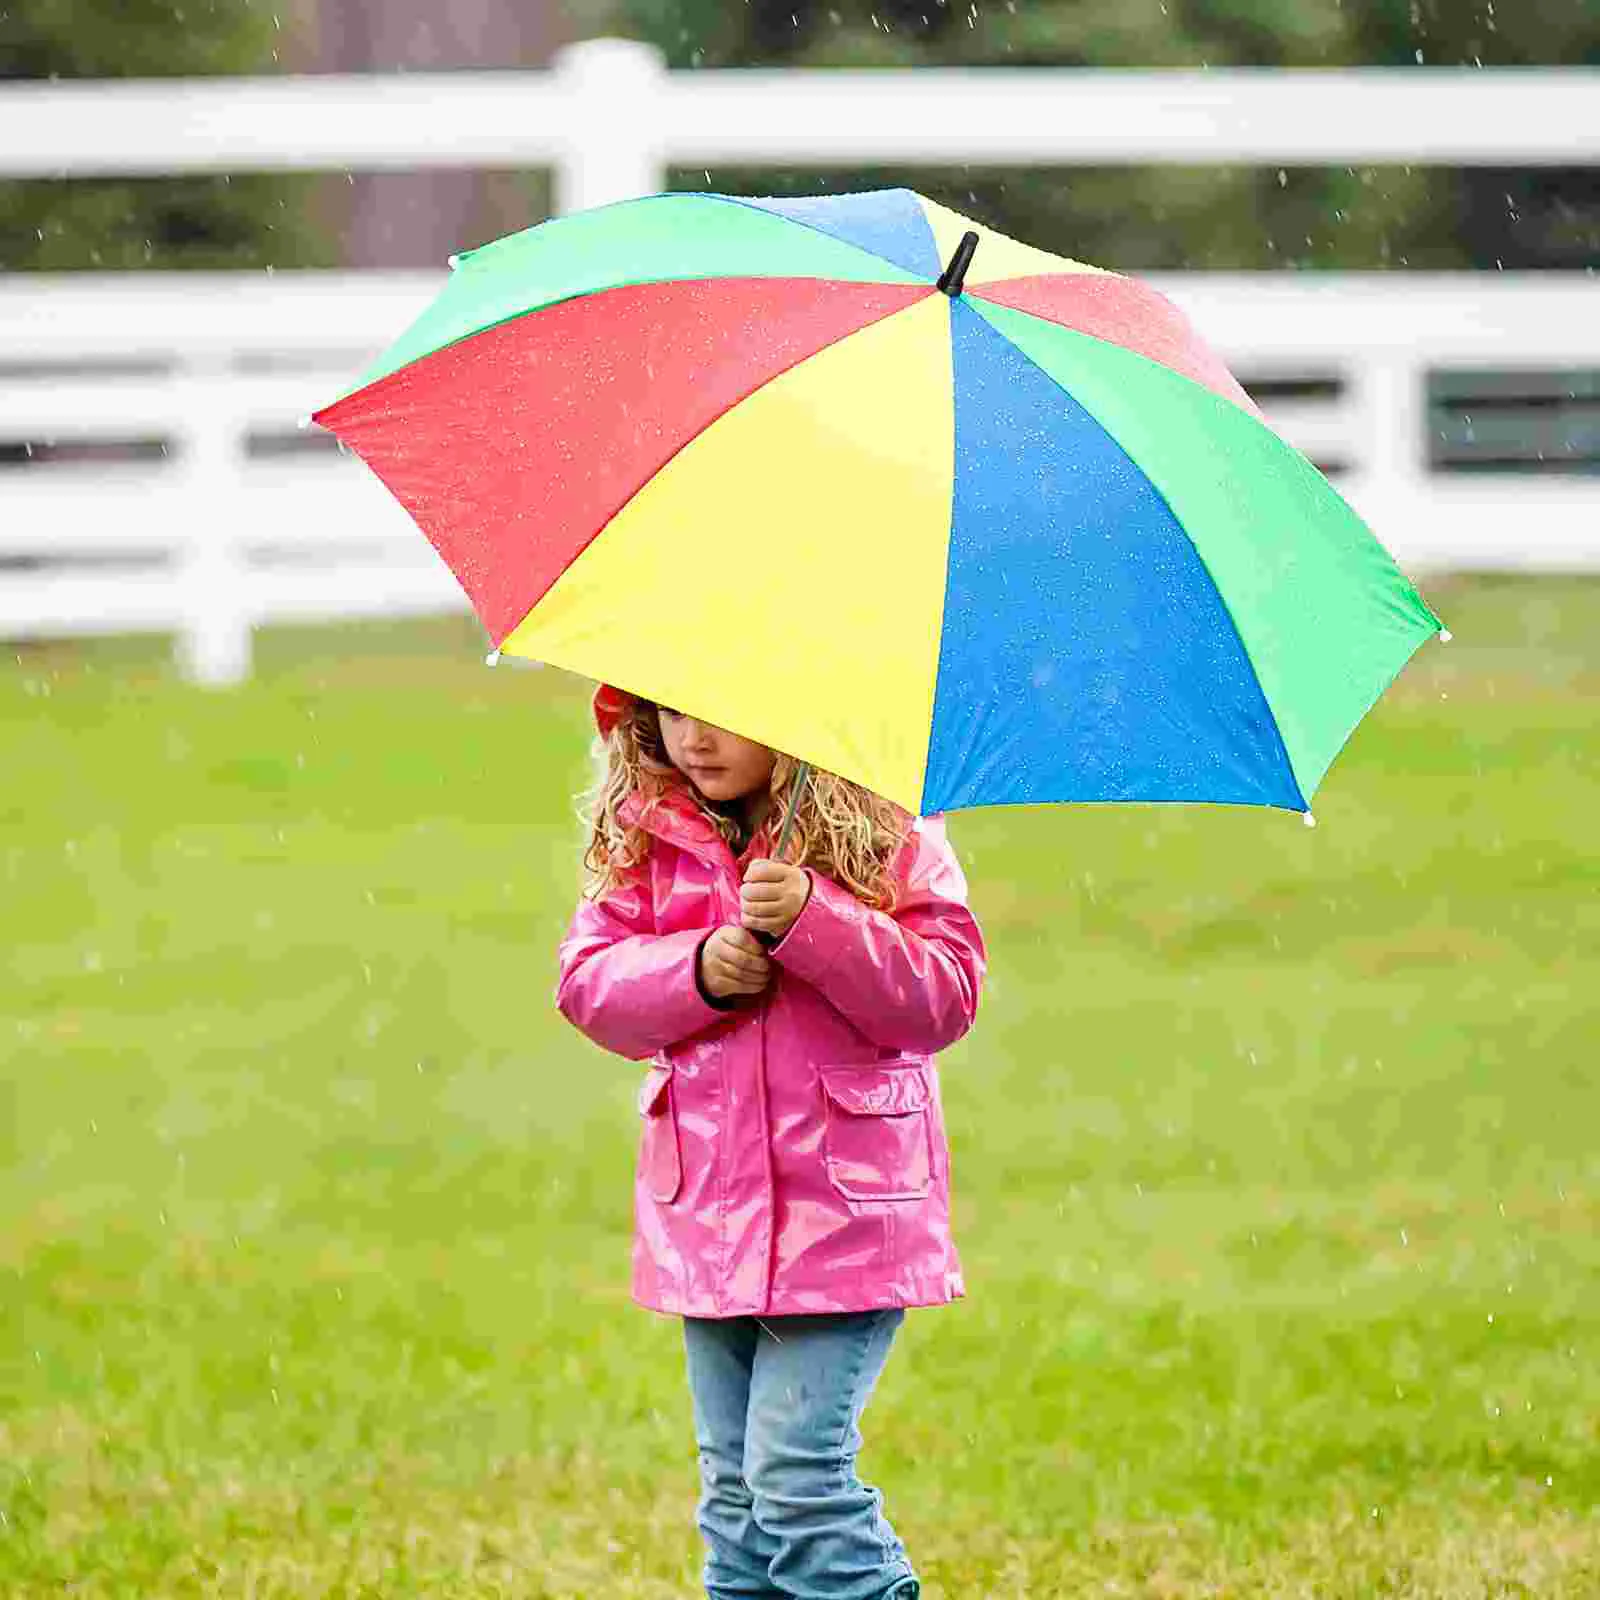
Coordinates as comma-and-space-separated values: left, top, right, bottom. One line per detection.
770, 815, 986, 1054
555, 874, 725, 1061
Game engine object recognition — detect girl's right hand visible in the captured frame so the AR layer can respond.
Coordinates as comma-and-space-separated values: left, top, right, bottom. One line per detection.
700, 925, 772, 1000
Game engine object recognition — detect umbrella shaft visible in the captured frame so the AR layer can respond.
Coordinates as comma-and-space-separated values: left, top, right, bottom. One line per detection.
773, 761, 811, 863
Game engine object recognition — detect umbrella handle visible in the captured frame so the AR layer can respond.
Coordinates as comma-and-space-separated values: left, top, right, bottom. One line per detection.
772, 760, 811, 864
752, 760, 811, 951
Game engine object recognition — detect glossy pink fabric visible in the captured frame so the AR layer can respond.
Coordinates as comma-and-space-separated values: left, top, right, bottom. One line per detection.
555, 783, 986, 1317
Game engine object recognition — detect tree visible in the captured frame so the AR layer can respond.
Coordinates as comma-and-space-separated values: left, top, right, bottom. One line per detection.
578, 0, 1598, 273
0, 0, 331, 271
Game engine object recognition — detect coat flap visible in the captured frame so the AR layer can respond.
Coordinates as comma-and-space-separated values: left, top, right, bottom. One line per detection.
819, 1065, 930, 1117
637, 1062, 673, 1116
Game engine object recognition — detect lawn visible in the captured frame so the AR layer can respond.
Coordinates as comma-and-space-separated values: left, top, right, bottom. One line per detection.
3, 574, 1597, 1596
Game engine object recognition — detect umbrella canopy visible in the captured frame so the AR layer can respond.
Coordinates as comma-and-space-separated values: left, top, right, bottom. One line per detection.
314, 187, 1442, 817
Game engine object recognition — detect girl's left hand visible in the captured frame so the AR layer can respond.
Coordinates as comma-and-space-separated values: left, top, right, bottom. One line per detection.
740, 859, 812, 941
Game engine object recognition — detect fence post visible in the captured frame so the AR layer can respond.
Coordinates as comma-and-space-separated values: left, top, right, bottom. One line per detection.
1347, 351, 1428, 559
174, 366, 251, 685
551, 37, 667, 215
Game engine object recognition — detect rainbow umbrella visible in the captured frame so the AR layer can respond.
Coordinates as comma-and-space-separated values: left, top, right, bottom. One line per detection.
313, 187, 1442, 820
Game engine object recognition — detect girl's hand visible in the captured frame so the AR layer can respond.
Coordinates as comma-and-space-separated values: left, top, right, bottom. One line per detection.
700, 925, 772, 1000
740, 860, 812, 942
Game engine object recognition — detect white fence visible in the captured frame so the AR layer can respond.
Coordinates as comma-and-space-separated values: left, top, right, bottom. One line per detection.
3, 44, 1598, 683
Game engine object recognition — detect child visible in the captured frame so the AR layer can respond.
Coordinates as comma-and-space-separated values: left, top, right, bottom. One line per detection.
556, 685, 986, 1600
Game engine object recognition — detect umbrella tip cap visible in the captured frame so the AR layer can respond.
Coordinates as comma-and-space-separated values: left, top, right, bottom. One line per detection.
447, 253, 461, 269
297, 414, 313, 430
1438, 627, 1453, 643
484, 649, 502, 667
1302, 810, 1317, 829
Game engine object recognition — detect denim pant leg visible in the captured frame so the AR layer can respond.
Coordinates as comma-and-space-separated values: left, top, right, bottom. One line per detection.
683, 1316, 785, 1599
745, 1311, 919, 1600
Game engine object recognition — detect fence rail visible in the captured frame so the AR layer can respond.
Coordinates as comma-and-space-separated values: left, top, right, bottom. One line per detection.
4, 45, 1598, 187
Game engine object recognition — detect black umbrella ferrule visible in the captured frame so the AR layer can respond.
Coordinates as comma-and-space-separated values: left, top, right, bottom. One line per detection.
938, 231, 980, 297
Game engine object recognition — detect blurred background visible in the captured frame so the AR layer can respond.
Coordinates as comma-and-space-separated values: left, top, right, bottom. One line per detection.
4, 3, 1598, 1595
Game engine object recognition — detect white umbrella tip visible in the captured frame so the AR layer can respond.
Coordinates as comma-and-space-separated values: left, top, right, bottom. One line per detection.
1438, 627, 1454, 643
1302, 810, 1317, 829
447, 252, 462, 269
484, 649, 502, 667
297, 413, 313, 430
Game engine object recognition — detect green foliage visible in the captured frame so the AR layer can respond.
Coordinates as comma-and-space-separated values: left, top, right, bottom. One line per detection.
0, 1, 327, 270
592, 0, 1600, 271
1352, 0, 1600, 66
594, 0, 1599, 71
3, 576, 1599, 1591
2, 173, 338, 272
0, 0, 281, 78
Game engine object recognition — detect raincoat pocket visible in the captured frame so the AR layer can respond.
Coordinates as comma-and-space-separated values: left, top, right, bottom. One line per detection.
819, 1066, 933, 1202
637, 1063, 682, 1204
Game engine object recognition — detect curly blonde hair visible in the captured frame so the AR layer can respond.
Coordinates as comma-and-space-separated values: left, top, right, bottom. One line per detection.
581, 697, 912, 911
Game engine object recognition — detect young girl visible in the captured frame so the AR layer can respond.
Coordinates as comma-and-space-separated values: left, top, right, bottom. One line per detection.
556, 685, 986, 1600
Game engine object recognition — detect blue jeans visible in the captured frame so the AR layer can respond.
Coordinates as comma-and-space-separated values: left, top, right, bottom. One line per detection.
682, 1310, 919, 1600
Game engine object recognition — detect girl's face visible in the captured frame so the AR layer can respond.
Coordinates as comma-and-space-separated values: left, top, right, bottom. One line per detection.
656, 707, 776, 804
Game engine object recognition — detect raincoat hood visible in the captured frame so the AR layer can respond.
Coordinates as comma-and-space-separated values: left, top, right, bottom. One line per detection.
593, 682, 633, 739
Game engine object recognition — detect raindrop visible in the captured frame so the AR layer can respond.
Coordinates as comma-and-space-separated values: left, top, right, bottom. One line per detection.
1414, 48, 1425, 64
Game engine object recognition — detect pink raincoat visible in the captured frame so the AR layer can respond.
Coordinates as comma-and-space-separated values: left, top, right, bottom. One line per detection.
555, 760, 986, 1318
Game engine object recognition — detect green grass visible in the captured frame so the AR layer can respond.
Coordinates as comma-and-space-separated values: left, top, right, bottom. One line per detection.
3, 574, 1598, 1597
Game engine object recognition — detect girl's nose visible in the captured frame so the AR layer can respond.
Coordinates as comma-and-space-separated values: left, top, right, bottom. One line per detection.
679, 719, 714, 750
